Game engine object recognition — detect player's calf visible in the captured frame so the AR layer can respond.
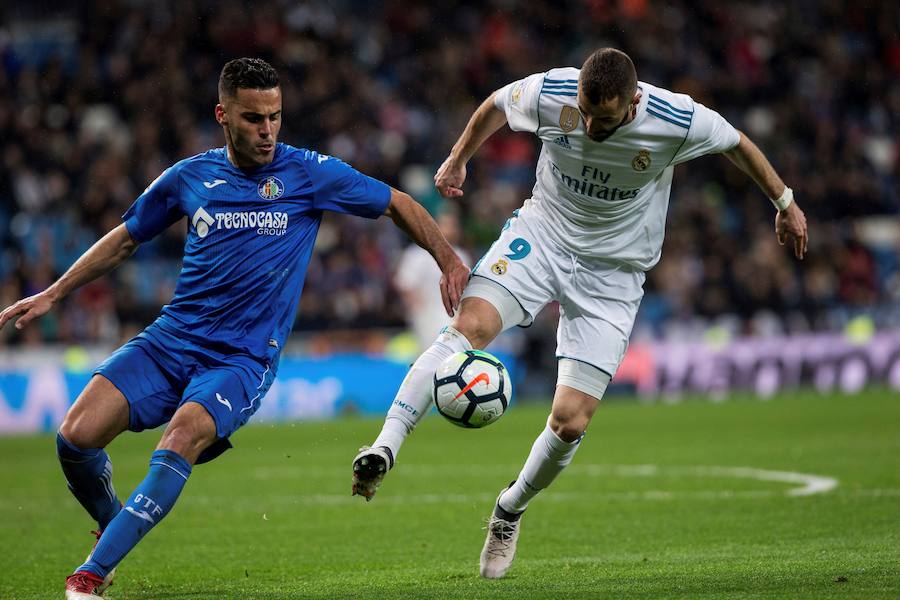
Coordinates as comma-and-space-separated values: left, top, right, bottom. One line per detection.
351, 445, 394, 501
56, 432, 122, 531
77, 450, 192, 580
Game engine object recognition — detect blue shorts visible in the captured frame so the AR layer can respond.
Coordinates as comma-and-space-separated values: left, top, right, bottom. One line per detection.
96, 324, 276, 463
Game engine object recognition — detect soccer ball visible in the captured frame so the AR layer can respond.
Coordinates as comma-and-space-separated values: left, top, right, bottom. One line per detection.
433, 350, 511, 428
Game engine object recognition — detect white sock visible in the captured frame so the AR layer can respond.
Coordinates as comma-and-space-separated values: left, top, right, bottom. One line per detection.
498, 422, 583, 514
373, 326, 472, 462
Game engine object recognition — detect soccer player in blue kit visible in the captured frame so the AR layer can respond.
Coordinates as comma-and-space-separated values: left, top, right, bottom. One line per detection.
0, 58, 470, 599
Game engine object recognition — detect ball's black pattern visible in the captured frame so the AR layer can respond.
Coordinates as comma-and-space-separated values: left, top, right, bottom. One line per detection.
433, 351, 508, 428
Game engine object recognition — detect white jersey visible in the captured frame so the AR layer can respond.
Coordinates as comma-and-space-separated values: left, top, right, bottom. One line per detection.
494, 67, 740, 271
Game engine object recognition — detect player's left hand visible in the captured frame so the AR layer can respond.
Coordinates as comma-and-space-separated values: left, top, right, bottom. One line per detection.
776, 202, 808, 260
439, 260, 471, 316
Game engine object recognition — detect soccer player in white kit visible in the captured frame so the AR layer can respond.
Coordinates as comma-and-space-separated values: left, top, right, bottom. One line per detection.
352, 48, 808, 578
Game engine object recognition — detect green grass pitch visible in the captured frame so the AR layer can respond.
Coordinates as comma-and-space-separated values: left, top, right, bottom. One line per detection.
2, 390, 898, 599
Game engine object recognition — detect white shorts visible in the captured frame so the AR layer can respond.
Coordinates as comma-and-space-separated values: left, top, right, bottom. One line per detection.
466, 206, 645, 377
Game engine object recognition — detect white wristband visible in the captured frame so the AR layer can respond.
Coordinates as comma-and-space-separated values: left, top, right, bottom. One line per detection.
771, 186, 793, 212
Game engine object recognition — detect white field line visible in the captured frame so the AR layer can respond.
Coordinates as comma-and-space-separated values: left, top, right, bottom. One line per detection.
243, 463, 840, 504
673, 466, 838, 496
255, 463, 839, 495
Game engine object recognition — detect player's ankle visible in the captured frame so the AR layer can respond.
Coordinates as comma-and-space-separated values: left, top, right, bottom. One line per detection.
494, 501, 524, 522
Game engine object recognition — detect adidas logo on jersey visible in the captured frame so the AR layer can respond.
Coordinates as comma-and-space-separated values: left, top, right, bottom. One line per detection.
553, 135, 572, 149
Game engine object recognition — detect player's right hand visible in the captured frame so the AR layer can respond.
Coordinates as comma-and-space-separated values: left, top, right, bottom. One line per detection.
440, 259, 471, 317
0, 292, 55, 331
434, 156, 466, 199
775, 201, 808, 260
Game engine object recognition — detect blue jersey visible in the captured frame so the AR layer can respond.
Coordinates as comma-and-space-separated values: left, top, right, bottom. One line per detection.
123, 143, 391, 369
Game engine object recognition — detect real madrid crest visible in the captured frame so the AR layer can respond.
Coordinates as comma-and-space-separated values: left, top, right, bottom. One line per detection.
511, 84, 522, 104
258, 176, 284, 200
631, 149, 651, 171
559, 106, 579, 133
490, 259, 509, 276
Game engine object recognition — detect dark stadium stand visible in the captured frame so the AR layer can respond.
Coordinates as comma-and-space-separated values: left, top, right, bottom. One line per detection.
0, 0, 897, 353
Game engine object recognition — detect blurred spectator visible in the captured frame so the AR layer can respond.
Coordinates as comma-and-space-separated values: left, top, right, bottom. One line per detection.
394, 209, 471, 351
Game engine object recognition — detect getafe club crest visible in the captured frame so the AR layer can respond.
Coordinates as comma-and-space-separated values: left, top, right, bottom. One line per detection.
490, 259, 509, 276
631, 149, 651, 171
559, 106, 580, 133
258, 176, 284, 200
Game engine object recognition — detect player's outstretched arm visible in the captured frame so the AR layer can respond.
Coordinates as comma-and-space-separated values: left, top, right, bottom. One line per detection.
434, 92, 509, 199
724, 131, 808, 259
383, 189, 470, 316
0, 224, 139, 331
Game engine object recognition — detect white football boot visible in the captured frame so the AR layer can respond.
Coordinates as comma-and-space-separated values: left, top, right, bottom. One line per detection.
480, 486, 524, 579
351, 445, 393, 501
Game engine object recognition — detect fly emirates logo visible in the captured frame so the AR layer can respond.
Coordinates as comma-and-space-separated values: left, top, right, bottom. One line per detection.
191, 207, 288, 238
549, 161, 640, 202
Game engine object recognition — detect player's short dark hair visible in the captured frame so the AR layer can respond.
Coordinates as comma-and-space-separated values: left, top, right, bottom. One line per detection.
580, 48, 637, 106
218, 58, 280, 100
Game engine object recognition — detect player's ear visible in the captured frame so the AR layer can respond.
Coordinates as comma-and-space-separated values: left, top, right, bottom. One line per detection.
631, 90, 642, 108
215, 103, 227, 125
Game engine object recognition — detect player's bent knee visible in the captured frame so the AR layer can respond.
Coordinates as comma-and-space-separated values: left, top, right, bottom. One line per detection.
58, 417, 96, 450
58, 417, 89, 449
59, 377, 129, 448
550, 359, 611, 442
459, 277, 527, 337
548, 414, 589, 443
450, 299, 501, 349
157, 402, 219, 464
157, 425, 216, 465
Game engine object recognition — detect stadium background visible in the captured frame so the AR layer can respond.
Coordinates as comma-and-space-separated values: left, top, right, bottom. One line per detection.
0, 0, 898, 430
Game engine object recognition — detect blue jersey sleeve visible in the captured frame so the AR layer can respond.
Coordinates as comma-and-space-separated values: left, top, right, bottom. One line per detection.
305, 154, 391, 219
123, 166, 184, 242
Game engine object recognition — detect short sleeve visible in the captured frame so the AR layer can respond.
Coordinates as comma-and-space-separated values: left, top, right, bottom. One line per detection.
306, 154, 391, 219
493, 72, 545, 133
122, 167, 184, 243
672, 102, 741, 165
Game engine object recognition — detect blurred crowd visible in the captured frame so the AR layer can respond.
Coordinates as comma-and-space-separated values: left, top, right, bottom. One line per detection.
0, 0, 898, 351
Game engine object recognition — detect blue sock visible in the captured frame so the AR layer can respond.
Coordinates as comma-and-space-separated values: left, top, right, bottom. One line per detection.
79, 449, 192, 578
56, 432, 121, 530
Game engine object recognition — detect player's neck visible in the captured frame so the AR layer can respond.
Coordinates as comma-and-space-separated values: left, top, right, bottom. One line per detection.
223, 127, 273, 170
225, 144, 270, 171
